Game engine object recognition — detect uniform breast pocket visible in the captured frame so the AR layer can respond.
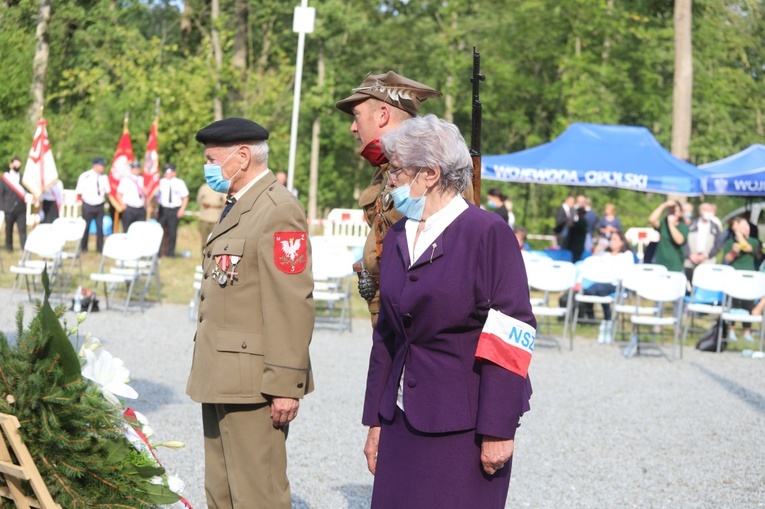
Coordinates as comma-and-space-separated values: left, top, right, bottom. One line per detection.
210, 238, 246, 286
214, 329, 264, 397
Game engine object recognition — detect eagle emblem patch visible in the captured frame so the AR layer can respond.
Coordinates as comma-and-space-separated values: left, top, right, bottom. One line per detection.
274, 231, 307, 274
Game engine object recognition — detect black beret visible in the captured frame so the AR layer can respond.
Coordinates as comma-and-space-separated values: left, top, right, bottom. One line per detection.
195, 117, 269, 144
130, 160, 141, 168
92, 157, 105, 165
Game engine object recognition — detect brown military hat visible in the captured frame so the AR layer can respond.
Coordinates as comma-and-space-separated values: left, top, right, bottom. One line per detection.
335, 71, 442, 117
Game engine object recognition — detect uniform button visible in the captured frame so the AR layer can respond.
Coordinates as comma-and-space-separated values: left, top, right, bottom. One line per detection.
269, 187, 274, 191
409, 274, 419, 282
200, 294, 205, 301
199, 315, 204, 322
204, 273, 209, 279
407, 379, 417, 388
207, 251, 212, 258
297, 382, 304, 388
402, 313, 413, 328
241, 342, 247, 349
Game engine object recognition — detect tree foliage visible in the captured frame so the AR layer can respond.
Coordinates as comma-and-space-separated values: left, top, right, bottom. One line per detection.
0, 0, 762, 234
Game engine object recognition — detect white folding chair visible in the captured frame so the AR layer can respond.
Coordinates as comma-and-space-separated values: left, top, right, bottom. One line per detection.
612, 264, 668, 343
571, 256, 623, 337
528, 261, 577, 351
52, 216, 87, 290
89, 234, 142, 314
119, 221, 164, 306
9, 224, 65, 302
522, 251, 553, 307
312, 238, 355, 333
681, 264, 735, 345
624, 271, 688, 359
717, 271, 765, 353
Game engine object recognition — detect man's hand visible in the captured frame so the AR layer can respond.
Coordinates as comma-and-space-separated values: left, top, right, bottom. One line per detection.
364, 426, 381, 475
176, 209, 185, 219
480, 435, 514, 475
269, 397, 299, 428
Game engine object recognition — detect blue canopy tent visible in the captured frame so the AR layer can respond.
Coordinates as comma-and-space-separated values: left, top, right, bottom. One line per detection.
482, 122, 705, 196
699, 144, 765, 196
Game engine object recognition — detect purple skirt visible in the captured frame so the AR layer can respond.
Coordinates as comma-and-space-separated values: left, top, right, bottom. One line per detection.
371, 407, 512, 509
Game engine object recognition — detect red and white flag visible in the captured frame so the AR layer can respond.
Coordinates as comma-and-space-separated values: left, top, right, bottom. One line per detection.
475, 309, 535, 378
108, 125, 135, 199
22, 117, 59, 199
143, 118, 160, 198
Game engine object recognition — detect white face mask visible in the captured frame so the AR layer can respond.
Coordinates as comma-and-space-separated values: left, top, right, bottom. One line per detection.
702, 212, 713, 221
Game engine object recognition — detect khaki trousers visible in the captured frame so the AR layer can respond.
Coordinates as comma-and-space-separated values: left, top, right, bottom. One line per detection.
202, 403, 290, 509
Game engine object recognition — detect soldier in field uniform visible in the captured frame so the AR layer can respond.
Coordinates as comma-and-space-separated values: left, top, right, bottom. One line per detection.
336, 72, 446, 325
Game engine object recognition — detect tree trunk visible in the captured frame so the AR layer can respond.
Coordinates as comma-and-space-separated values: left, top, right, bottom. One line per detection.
211, 0, 223, 120
307, 42, 324, 233
28, 0, 50, 125
671, 0, 693, 162
181, 0, 192, 54
232, 0, 247, 74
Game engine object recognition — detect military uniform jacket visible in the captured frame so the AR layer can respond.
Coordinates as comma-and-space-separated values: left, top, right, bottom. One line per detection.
187, 171, 315, 404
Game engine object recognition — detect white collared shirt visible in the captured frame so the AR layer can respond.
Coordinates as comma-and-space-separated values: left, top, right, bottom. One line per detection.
157, 176, 189, 208
695, 219, 711, 253
117, 174, 146, 208
404, 193, 468, 266
75, 169, 110, 206
398, 193, 469, 411
232, 168, 270, 202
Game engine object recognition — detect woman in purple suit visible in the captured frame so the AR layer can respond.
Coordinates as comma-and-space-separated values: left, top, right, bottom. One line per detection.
363, 115, 536, 508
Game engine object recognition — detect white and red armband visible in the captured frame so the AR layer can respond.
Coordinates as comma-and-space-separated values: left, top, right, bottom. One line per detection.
475, 309, 535, 378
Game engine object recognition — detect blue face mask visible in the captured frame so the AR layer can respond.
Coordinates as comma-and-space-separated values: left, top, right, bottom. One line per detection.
203, 149, 238, 194
487, 201, 498, 210
391, 170, 427, 221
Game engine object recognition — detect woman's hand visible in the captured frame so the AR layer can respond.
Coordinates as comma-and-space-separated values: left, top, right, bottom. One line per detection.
480, 435, 514, 475
364, 426, 381, 475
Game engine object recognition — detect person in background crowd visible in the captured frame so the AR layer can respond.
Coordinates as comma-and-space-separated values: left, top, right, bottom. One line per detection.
708, 203, 723, 228
0, 156, 29, 251
568, 207, 588, 262
116, 161, 147, 232
156, 163, 189, 257
276, 171, 288, 186
335, 70, 444, 325
515, 225, 530, 251
76, 157, 110, 253
649, 200, 688, 272
723, 217, 760, 342
583, 230, 635, 344
196, 182, 226, 253
597, 203, 622, 241
505, 198, 516, 229
40, 179, 63, 224
576, 195, 598, 251
683, 202, 724, 283
363, 114, 534, 509
682, 202, 694, 226
554, 196, 575, 248
486, 188, 510, 225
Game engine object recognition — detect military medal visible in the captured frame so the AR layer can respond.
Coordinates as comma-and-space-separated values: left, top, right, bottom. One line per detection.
218, 255, 230, 285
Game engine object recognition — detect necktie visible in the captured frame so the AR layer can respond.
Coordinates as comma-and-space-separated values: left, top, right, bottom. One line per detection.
168, 180, 173, 206
96, 174, 102, 196
220, 196, 236, 222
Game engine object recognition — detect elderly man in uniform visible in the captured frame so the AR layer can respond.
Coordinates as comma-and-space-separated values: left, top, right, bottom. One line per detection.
336, 71, 454, 325
116, 160, 148, 232
187, 117, 314, 509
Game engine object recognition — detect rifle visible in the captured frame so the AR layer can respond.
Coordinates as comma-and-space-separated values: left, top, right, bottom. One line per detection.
469, 47, 484, 207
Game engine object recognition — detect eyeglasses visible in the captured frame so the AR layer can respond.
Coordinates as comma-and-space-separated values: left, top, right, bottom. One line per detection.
388, 165, 421, 181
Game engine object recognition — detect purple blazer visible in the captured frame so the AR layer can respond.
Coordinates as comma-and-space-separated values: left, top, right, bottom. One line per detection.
362, 204, 535, 439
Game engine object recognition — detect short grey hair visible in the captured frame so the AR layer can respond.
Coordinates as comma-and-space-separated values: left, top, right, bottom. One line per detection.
221, 141, 269, 164
380, 114, 472, 195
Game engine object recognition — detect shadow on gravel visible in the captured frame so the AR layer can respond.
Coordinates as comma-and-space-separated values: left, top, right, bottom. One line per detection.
292, 495, 310, 508
337, 483, 372, 509
692, 362, 765, 415
129, 378, 182, 411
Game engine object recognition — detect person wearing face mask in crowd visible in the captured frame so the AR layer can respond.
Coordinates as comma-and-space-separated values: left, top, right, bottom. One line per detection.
362, 115, 534, 509
188, 117, 314, 509
683, 202, 723, 283
0, 157, 29, 252
649, 200, 688, 273
682, 202, 694, 226
486, 188, 510, 225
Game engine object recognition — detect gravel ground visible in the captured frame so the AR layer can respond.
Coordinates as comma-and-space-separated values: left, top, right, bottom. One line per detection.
2, 289, 764, 508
